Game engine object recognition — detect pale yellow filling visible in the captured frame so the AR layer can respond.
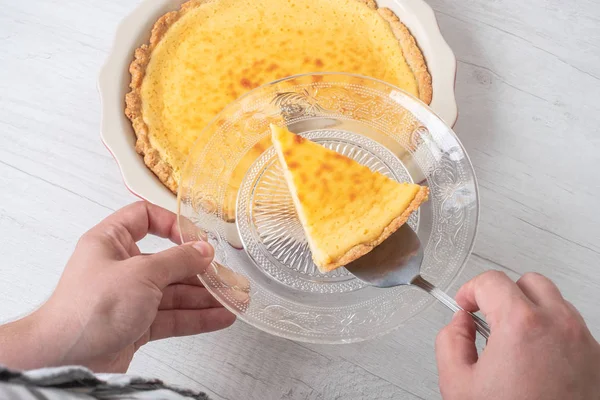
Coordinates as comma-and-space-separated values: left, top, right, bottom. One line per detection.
141, 0, 420, 189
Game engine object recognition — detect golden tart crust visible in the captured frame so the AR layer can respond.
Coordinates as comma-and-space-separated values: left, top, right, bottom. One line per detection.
330, 186, 429, 271
125, 0, 432, 200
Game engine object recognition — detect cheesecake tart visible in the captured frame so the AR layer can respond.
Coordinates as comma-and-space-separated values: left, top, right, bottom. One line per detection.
125, 0, 432, 220
271, 124, 429, 272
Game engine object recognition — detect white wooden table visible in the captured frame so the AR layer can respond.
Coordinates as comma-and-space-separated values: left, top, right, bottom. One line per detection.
1, 0, 599, 398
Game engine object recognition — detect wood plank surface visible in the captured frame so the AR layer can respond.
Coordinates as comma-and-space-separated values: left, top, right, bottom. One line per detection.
0, 0, 598, 398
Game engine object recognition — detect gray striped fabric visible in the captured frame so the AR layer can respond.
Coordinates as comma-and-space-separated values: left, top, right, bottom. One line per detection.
0, 365, 210, 399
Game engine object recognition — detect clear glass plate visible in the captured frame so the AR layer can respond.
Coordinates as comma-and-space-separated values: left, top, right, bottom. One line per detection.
178, 73, 478, 344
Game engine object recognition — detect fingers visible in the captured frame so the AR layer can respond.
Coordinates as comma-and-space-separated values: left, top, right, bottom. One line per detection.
436, 311, 477, 389
516, 272, 563, 306
93, 201, 182, 244
149, 308, 236, 341
208, 262, 251, 292
178, 275, 204, 286
204, 263, 252, 310
159, 285, 223, 310
456, 270, 532, 327
169, 263, 251, 310
141, 241, 214, 289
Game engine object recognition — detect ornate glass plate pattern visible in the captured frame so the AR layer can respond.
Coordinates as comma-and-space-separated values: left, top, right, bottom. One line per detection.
178, 73, 478, 343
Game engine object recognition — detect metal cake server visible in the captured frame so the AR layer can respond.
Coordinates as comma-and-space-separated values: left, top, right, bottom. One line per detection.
345, 223, 490, 339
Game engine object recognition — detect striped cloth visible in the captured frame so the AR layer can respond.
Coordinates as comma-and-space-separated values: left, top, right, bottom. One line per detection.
0, 365, 209, 399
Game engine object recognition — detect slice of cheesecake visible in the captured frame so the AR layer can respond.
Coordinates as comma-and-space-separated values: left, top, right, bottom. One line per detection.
271, 124, 429, 273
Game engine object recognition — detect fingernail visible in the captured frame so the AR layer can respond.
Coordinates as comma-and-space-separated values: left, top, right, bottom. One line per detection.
452, 311, 461, 320
193, 241, 212, 257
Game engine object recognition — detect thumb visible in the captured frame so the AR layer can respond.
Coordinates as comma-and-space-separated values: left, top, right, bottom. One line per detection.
435, 311, 477, 393
141, 241, 214, 289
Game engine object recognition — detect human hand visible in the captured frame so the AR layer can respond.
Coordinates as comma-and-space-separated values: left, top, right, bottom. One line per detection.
2, 202, 237, 373
436, 271, 600, 400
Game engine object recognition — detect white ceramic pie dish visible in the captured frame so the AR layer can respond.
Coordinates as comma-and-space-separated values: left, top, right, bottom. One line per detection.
98, 0, 458, 212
